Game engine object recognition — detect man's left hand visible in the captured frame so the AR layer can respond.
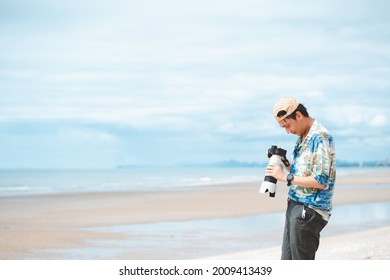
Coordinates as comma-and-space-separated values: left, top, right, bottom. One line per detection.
265, 164, 286, 182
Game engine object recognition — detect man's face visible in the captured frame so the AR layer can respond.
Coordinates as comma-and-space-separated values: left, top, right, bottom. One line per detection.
279, 116, 301, 136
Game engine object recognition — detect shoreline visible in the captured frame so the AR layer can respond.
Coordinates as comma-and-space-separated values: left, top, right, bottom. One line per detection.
1, 171, 390, 259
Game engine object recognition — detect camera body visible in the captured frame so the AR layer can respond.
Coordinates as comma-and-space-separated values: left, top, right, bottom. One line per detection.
259, 145, 287, 197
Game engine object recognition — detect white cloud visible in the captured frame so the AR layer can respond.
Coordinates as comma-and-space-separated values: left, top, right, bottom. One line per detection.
369, 114, 387, 127
306, 91, 324, 98
327, 105, 362, 125
60, 128, 118, 143
42, 71, 146, 82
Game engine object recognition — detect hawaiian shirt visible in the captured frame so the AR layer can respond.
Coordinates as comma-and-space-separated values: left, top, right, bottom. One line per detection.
289, 119, 336, 220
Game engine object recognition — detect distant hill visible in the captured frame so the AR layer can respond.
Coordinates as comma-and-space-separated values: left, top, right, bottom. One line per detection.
202, 160, 264, 168
337, 159, 390, 167
117, 158, 390, 169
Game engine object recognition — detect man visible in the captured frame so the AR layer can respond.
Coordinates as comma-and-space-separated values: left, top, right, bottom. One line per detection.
265, 97, 336, 260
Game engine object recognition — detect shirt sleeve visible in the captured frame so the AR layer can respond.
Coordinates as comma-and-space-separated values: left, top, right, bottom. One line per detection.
310, 134, 332, 189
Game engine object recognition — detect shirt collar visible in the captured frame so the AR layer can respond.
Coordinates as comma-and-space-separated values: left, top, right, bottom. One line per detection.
297, 119, 317, 146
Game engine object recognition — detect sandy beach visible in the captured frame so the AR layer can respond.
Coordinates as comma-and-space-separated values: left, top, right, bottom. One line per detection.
0, 170, 390, 260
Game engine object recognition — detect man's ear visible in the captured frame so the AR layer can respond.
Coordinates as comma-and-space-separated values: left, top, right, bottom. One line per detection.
296, 111, 303, 120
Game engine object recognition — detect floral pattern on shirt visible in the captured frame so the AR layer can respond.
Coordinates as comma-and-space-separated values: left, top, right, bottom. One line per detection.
289, 120, 336, 220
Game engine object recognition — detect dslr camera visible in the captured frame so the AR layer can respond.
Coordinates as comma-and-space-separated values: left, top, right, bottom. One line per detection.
259, 145, 289, 197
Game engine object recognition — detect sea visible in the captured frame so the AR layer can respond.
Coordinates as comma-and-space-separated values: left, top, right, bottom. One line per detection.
0, 166, 389, 197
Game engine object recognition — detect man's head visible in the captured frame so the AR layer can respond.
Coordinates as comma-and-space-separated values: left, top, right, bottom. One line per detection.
273, 97, 310, 136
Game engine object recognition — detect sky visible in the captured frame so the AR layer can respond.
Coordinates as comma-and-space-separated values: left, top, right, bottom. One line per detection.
0, 0, 390, 169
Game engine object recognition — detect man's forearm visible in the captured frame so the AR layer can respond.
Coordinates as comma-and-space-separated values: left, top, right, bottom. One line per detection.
281, 174, 326, 190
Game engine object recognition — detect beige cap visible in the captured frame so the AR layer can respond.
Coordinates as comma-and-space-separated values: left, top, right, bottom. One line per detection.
273, 97, 299, 123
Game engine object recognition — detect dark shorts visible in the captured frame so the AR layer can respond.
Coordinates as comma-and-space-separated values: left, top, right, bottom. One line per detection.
281, 199, 328, 260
